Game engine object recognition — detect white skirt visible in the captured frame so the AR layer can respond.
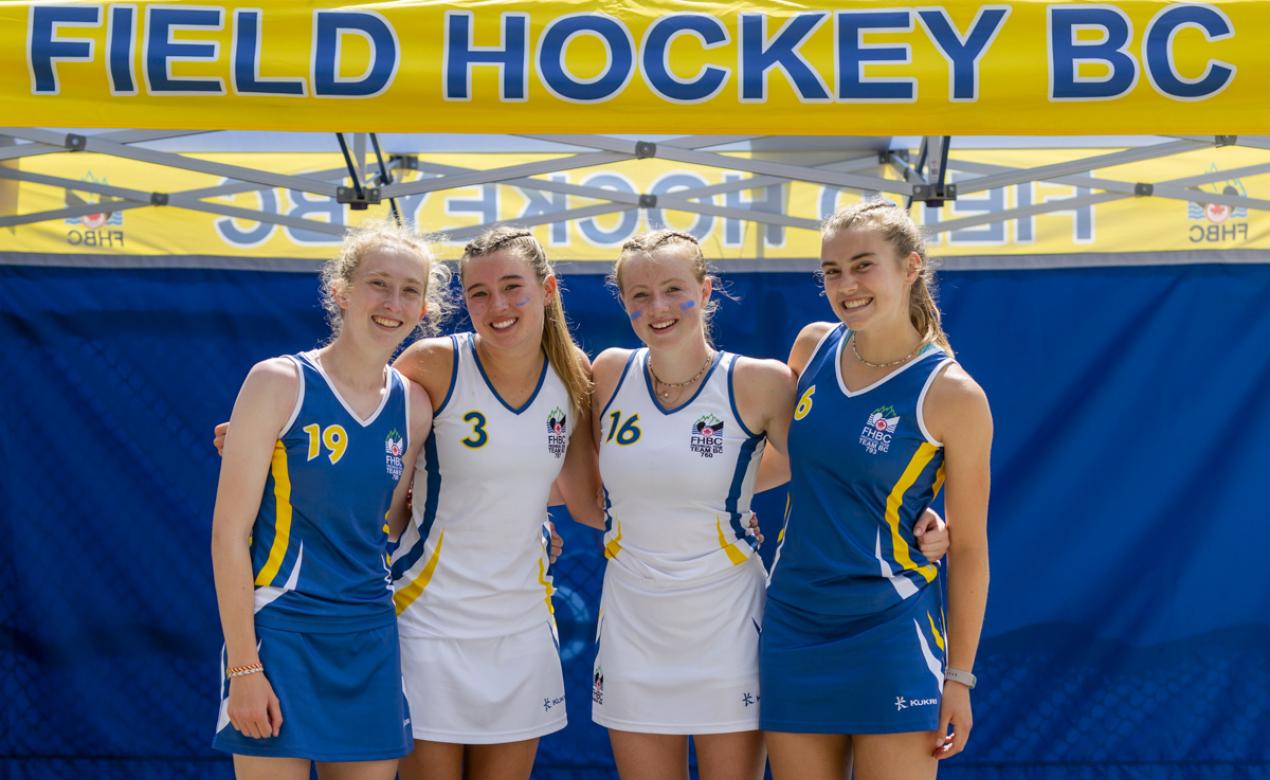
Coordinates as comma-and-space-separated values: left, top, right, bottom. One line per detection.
400, 621, 567, 744
591, 555, 766, 735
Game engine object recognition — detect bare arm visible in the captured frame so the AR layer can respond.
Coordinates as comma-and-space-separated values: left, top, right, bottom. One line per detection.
925, 364, 993, 759
733, 356, 797, 493
392, 336, 457, 414
554, 349, 605, 530
755, 323, 835, 493
209, 358, 296, 739
386, 380, 434, 540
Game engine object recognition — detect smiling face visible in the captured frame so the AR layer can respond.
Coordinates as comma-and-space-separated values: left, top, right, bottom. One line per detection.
819, 228, 919, 331
617, 244, 711, 348
333, 244, 429, 348
462, 248, 555, 352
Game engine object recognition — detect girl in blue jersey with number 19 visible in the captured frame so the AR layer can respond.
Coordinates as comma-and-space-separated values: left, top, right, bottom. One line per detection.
761, 201, 992, 780
210, 222, 446, 780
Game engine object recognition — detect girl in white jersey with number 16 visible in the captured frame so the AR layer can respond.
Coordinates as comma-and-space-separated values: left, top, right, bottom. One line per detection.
589, 230, 950, 780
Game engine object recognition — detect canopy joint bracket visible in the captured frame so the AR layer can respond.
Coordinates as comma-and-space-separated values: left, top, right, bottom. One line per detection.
912, 183, 957, 205
337, 186, 381, 209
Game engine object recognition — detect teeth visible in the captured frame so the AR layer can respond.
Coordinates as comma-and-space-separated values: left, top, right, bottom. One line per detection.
650, 320, 675, 330
372, 315, 403, 328
843, 299, 871, 310
491, 318, 516, 330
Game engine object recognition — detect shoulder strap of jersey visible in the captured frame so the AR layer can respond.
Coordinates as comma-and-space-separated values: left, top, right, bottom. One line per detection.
915, 355, 956, 446
801, 324, 844, 387
598, 348, 643, 418
279, 354, 307, 437
433, 333, 463, 416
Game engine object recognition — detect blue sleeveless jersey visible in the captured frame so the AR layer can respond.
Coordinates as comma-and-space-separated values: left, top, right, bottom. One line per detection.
767, 325, 954, 619
250, 353, 407, 632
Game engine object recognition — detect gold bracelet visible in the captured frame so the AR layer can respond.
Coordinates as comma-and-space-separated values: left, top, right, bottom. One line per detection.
226, 662, 264, 678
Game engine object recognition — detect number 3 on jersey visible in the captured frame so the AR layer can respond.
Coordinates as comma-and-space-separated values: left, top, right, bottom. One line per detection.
605, 411, 641, 446
462, 410, 489, 449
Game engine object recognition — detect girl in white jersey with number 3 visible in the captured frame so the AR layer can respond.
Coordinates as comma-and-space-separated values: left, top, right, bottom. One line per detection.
590, 231, 949, 780
391, 227, 601, 780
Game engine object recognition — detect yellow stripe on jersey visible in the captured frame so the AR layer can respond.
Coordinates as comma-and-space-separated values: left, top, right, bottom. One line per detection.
927, 611, 946, 652
604, 521, 623, 560
393, 530, 445, 615
931, 464, 946, 499
254, 441, 293, 588
777, 493, 791, 543
715, 516, 749, 566
885, 442, 940, 584
537, 558, 556, 615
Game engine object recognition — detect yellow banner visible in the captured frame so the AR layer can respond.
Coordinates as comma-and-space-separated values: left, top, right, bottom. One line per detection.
4, 146, 1268, 260
1, 1, 1268, 134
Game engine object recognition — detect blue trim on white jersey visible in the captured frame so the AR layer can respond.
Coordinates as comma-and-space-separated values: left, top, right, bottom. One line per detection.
434, 335, 460, 415
390, 428, 442, 580
727, 355, 759, 438
641, 349, 724, 415
725, 432, 762, 550
602, 485, 614, 534
599, 350, 640, 419
469, 334, 548, 415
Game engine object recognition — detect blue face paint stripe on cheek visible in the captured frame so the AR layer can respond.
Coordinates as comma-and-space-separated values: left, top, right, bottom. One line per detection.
515, 298, 530, 308
629, 310, 643, 321
680, 300, 697, 312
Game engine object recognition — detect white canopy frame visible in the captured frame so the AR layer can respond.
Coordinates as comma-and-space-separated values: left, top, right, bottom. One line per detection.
2, 129, 1268, 265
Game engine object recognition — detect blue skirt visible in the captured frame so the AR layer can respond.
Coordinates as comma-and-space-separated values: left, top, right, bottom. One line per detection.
213, 621, 412, 761
759, 583, 947, 734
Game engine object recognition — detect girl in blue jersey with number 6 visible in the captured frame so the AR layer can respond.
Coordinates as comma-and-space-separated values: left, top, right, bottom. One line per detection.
590, 230, 950, 780
210, 222, 446, 780
761, 201, 992, 780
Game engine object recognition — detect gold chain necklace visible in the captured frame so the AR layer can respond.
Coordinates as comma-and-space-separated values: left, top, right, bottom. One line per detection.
849, 333, 925, 369
648, 352, 714, 399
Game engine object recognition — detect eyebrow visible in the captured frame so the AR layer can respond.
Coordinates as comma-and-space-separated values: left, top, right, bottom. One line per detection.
822, 252, 876, 266
626, 277, 690, 290
366, 270, 425, 285
466, 273, 527, 288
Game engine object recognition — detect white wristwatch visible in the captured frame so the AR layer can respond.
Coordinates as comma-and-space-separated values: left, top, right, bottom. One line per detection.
944, 668, 977, 689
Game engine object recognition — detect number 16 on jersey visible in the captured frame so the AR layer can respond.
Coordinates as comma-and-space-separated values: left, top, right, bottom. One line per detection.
605, 411, 641, 446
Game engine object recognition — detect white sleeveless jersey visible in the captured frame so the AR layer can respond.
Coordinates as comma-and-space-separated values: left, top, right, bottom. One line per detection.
393, 332, 573, 638
598, 350, 766, 583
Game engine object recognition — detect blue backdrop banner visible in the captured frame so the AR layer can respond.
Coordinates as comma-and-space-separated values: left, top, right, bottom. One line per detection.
1, 261, 1268, 779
